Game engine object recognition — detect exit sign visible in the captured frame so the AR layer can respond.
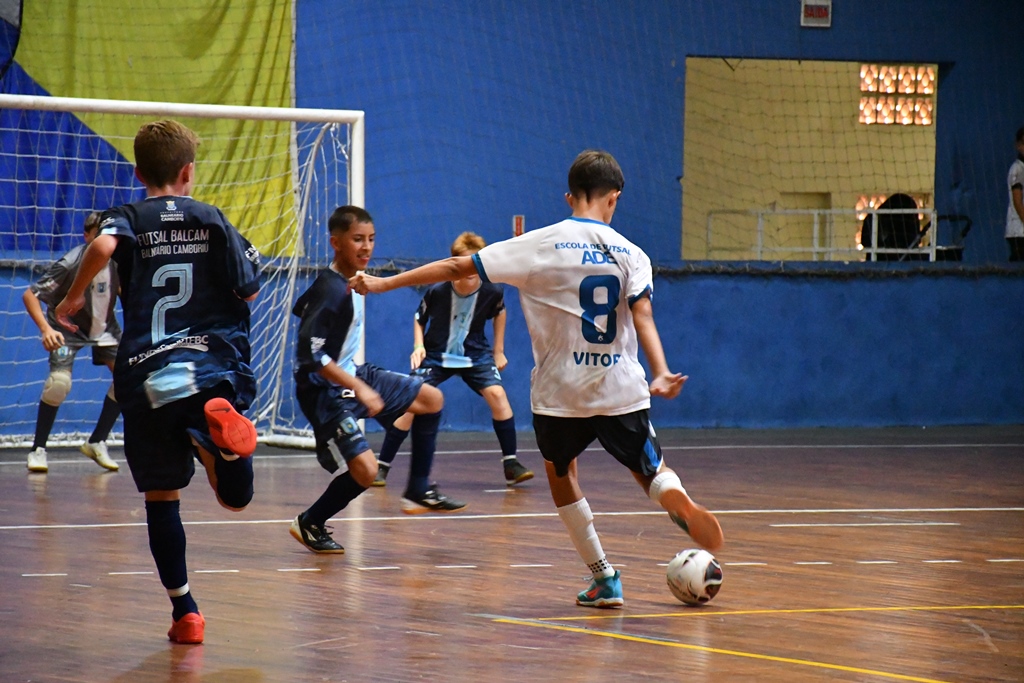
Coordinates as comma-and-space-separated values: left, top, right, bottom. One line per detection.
801, 0, 831, 27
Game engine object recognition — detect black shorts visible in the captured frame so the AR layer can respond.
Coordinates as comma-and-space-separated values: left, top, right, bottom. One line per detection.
297, 363, 424, 473
49, 340, 117, 372
121, 383, 237, 492
413, 362, 502, 395
533, 410, 663, 478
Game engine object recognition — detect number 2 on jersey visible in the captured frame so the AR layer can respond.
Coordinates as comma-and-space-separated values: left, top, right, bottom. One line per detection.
579, 274, 618, 344
152, 263, 194, 342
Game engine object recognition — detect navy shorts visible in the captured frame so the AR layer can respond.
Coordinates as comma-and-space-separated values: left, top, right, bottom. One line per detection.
297, 363, 424, 473
121, 382, 238, 492
532, 409, 663, 478
413, 362, 502, 395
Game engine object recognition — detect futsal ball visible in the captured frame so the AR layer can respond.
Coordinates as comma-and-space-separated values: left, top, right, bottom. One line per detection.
666, 548, 723, 605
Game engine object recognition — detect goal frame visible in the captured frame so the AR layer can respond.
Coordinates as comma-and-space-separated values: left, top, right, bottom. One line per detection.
0, 93, 365, 450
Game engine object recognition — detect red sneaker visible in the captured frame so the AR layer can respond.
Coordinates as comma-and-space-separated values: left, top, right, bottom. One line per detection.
204, 398, 257, 457
168, 612, 205, 644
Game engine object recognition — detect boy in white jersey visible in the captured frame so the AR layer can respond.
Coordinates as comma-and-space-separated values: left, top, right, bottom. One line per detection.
351, 150, 723, 608
23, 211, 121, 473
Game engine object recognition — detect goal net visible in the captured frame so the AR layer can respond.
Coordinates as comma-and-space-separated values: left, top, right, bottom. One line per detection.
0, 94, 363, 449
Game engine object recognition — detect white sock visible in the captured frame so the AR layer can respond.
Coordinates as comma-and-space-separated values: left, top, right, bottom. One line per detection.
557, 498, 614, 579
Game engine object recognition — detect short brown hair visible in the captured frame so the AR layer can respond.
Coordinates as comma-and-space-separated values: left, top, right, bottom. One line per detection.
134, 120, 200, 187
328, 205, 374, 234
451, 231, 486, 256
83, 211, 102, 233
568, 149, 624, 201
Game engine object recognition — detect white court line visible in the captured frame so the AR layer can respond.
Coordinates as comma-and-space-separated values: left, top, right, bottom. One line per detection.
277, 567, 321, 572
794, 561, 833, 565
193, 569, 239, 574
1, 507, 1020, 532
987, 558, 1024, 563
22, 573, 67, 577
357, 566, 400, 571
435, 564, 477, 569
923, 559, 961, 564
771, 522, 960, 528
2, 441, 1020, 468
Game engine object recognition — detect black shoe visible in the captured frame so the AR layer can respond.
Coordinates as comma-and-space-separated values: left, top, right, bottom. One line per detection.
401, 485, 468, 514
503, 458, 534, 486
371, 463, 389, 487
289, 513, 345, 553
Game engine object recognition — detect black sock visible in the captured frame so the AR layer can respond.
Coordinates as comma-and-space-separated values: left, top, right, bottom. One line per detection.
406, 411, 440, 498
492, 416, 517, 460
214, 453, 254, 509
377, 426, 409, 466
89, 395, 120, 443
146, 500, 198, 621
33, 402, 59, 450
305, 471, 367, 526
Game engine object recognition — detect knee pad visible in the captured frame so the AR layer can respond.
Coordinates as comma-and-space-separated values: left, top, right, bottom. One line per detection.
41, 370, 72, 406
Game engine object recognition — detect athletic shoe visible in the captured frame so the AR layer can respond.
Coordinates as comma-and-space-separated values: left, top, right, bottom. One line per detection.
503, 458, 534, 486
576, 570, 624, 608
371, 463, 389, 487
289, 513, 345, 554
401, 486, 468, 514
80, 441, 119, 471
204, 397, 257, 458
26, 447, 48, 473
167, 612, 205, 644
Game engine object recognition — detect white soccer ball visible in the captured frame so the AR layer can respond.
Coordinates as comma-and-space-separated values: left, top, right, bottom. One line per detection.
666, 548, 723, 605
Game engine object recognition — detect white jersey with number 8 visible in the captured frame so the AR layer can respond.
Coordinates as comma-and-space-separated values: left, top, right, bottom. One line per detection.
472, 217, 653, 418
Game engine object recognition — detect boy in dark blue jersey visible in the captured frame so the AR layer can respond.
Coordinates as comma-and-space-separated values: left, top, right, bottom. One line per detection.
373, 232, 533, 488
56, 120, 260, 644
289, 205, 466, 555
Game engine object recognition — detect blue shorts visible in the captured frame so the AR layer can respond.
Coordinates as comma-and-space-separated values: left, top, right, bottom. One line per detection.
413, 362, 502, 395
532, 409, 663, 478
121, 382, 238, 492
296, 363, 424, 473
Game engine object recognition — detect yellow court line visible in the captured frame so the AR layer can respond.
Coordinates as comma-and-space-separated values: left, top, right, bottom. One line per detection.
538, 603, 1024, 622
494, 617, 954, 683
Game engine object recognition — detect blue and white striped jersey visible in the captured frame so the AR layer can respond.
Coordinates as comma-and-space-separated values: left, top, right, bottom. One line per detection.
293, 268, 364, 390
416, 281, 504, 369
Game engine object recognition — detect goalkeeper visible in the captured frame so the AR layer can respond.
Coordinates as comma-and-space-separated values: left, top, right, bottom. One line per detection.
23, 210, 121, 473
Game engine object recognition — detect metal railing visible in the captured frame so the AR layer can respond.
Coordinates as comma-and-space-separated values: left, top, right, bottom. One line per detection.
705, 207, 938, 261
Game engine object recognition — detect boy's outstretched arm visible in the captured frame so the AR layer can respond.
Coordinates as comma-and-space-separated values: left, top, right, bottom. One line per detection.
631, 295, 686, 399
54, 234, 117, 332
350, 256, 477, 294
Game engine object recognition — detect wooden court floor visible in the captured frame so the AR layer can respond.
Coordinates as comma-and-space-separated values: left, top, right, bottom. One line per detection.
1, 425, 1022, 682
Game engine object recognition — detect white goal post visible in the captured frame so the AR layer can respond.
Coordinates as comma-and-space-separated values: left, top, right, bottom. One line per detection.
0, 93, 363, 450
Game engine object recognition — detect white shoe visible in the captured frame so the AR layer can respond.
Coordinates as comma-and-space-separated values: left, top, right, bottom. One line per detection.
80, 441, 119, 471
27, 447, 48, 473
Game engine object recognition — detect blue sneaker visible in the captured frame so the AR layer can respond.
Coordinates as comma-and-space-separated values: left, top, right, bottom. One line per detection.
576, 570, 624, 608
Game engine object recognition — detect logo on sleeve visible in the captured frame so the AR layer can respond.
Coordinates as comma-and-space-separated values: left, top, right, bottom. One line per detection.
245, 245, 261, 265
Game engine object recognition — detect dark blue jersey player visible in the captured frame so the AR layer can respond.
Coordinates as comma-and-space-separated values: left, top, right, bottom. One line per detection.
288, 205, 467, 556
373, 232, 533, 489
56, 120, 260, 645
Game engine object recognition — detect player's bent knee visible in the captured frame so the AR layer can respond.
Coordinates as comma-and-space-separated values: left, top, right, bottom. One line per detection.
41, 370, 72, 406
417, 384, 444, 412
